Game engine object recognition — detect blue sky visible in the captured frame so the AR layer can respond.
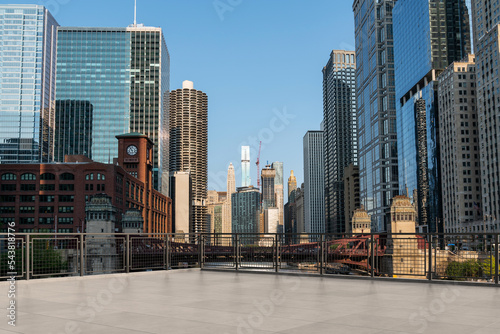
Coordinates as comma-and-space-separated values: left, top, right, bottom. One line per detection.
5, 0, 355, 192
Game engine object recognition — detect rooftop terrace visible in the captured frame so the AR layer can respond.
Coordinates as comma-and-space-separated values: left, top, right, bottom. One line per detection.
1, 270, 499, 334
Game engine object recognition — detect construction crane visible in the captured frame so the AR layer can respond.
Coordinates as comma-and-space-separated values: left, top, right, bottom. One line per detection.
256, 141, 262, 187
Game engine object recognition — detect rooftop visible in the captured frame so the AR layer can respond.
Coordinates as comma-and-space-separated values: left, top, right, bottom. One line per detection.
1, 270, 499, 333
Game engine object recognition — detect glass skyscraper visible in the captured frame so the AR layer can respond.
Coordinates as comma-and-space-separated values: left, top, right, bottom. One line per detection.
323, 50, 357, 234
55, 26, 169, 193
304, 130, 325, 234
394, 0, 470, 232
0, 5, 58, 164
353, 0, 399, 232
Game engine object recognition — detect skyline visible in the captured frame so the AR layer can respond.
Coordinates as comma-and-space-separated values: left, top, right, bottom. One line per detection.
0, 0, 356, 190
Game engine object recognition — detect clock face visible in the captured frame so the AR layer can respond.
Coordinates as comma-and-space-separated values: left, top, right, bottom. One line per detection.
127, 145, 138, 156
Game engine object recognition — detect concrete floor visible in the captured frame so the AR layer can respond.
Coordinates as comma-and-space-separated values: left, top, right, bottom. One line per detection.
0, 270, 499, 334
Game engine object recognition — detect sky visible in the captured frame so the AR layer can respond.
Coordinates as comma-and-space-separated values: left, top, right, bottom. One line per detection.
4, 0, 355, 192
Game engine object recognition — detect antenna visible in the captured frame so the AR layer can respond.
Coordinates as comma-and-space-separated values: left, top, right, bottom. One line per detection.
134, 0, 137, 27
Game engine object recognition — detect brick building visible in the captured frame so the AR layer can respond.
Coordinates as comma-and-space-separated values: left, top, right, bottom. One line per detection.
0, 133, 171, 233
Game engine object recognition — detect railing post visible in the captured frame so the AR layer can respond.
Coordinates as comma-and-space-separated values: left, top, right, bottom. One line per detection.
235, 234, 239, 271
495, 234, 499, 285
25, 234, 30, 281
126, 234, 130, 273
428, 234, 433, 281
199, 234, 204, 269
166, 234, 170, 270
370, 234, 375, 278
275, 234, 279, 273
318, 235, 323, 276
79, 234, 84, 277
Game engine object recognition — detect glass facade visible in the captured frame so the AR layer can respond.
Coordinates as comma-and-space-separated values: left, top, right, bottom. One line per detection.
55, 27, 169, 193
231, 188, 260, 235
0, 5, 58, 164
353, 0, 399, 232
303, 131, 325, 234
323, 50, 357, 234
394, 0, 471, 232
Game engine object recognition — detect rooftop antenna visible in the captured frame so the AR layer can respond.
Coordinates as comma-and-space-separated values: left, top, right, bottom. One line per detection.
134, 0, 137, 27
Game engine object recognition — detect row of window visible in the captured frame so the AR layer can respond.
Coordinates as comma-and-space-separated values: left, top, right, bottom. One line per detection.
0, 206, 74, 214
1, 172, 74, 181
1, 184, 75, 191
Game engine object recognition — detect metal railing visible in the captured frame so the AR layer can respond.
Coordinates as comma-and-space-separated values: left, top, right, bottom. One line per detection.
1, 232, 498, 284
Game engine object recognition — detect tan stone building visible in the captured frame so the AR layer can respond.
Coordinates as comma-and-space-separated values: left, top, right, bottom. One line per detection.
350, 206, 370, 234
343, 163, 360, 233
287, 170, 297, 199
222, 163, 236, 234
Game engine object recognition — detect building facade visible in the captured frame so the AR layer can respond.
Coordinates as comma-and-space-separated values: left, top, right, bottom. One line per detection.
271, 162, 284, 229
352, 0, 399, 232
323, 50, 357, 234
437, 55, 482, 233
343, 163, 360, 233
0, 5, 58, 164
0, 134, 171, 234
261, 165, 276, 209
394, 0, 471, 232
287, 170, 297, 199
169, 80, 208, 234
54, 25, 170, 193
303, 131, 325, 234
222, 163, 236, 234
231, 186, 260, 234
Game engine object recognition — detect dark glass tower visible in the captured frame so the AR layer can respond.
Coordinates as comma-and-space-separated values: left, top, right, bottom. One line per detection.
55, 26, 169, 194
394, 0, 471, 232
353, 0, 399, 232
323, 50, 357, 234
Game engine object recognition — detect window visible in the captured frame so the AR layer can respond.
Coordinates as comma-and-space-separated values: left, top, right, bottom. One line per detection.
60, 173, 75, 180
59, 184, 75, 191
20, 217, 35, 224
40, 173, 56, 180
1, 173, 16, 180
58, 206, 74, 213
59, 195, 74, 202
40, 184, 55, 191
1, 184, 16, 191
0, 207, 15, 214
85, 173, 94, 181
58, 217, 73, 224
0, 195, 16, 202
21, 173, 36, 180
39, 206, 54, 214
20, 195, 35, 202
40, 195, 55, 202
21, 184, 36, 191
19, 206, 35, 214
39, 217, 54, 224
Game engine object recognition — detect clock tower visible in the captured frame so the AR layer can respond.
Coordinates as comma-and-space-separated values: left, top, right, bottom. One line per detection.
116, 132, 154, 187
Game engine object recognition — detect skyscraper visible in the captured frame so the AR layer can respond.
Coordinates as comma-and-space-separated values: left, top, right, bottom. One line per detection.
261, 165, 276, 209
323, 50, 357, 234
271, 161, 284, 228
352, 0, 398, 232
241, 146, 251, 187
437, 55, 481, 233
54, 25, 170, 193
0, 5, 58, 164
232, 186, 260, 235
303, 131, 325, 234
393, 0, 471, 232
287, 170, 297, 199
169, 80, 208, 234
223, 163, 236, 234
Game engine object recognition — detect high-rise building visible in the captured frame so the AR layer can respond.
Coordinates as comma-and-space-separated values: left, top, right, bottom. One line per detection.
471, 0, 500, 49
241, 146, 251, 187
222, 163, 236, 234
261, 165, 276, 209
344, 163, 360, 233
323, 50, 357, 234
54, 25, 170, 193
394, 0, 471, 232
271, 162, 284, 228
303, 131, 325, 234
352, 0, 398, 232
287, 170, 297, 199
207, 190, 226, 234
437, 55, 482, 233
231, 186, 260, 235
0, 5, 58, 164
169, 80, 208, 234
53, 100, 93, 162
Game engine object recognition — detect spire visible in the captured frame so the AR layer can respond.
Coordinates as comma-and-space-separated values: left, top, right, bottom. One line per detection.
134, 0, 137, 27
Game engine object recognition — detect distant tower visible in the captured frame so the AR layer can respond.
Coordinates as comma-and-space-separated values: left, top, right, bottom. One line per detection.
241, 146, 251, 187
169, 80, 208, 234
271, 162, 284, 228
223, 163, 236, 234
261, 165, 276, 209
288, 170, 297, 199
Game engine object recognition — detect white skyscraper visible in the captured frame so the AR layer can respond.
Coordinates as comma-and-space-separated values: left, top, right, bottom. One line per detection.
241, 146, 251, 187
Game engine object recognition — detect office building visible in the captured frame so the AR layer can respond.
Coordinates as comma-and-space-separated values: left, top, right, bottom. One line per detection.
207, 190, 226, 234
54, 25, 170, 193
351, 206, 371, 234
0, 5, 58, 164
271, 162, 284, 228
169, 80, 208, 234
437, 55, 482, 233
471, 0, 500, 49
261, 165, 275, 209
323, 50, 357, 233
231, 186, 260, 235
352, 0, 398, 232
287, 170, 297, 199
344, 163, 360, 233
0, 133, 171, 234
264, 207, 279, 234
222, 163, 236, 234
241, 146, 251, 187
394, 0, 471, 232
303, 131, 325, 234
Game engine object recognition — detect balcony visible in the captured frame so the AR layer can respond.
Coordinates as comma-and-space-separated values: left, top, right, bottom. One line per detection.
1, 232, 499, 333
